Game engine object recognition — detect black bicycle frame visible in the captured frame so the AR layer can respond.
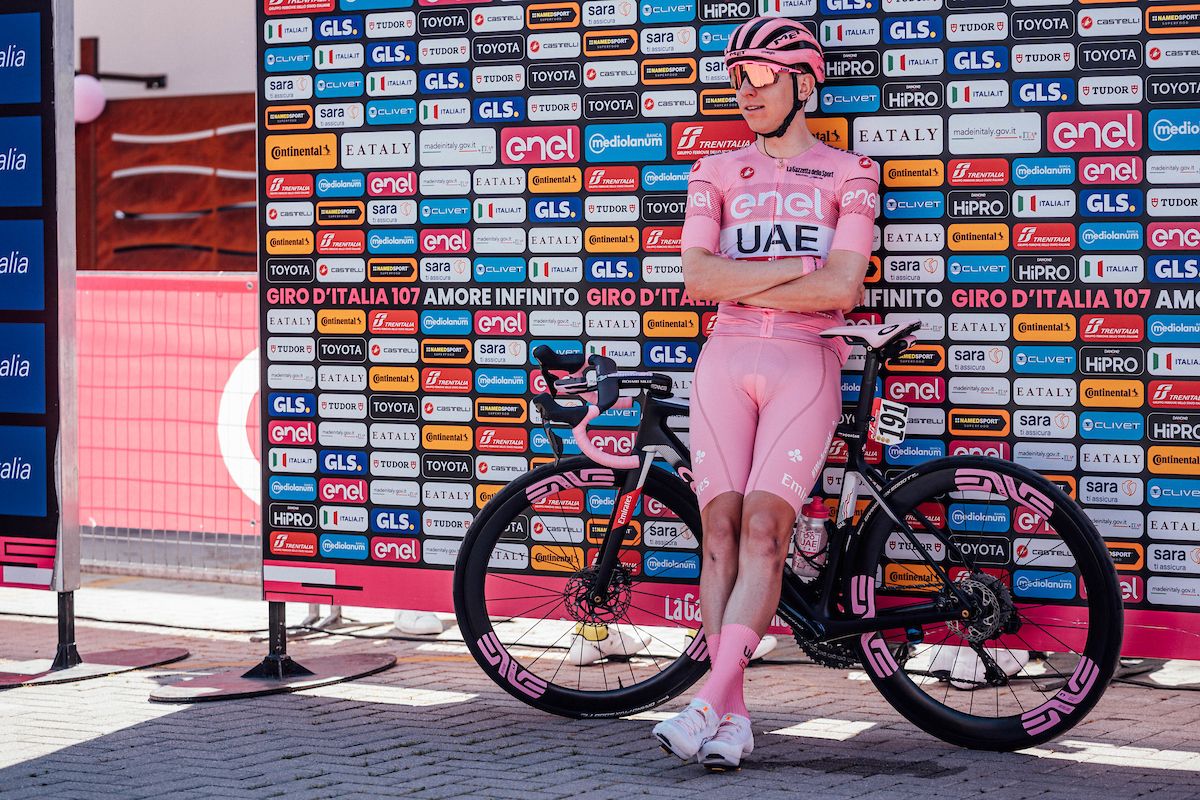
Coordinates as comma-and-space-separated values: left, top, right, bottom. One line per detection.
580, 347, 973, 642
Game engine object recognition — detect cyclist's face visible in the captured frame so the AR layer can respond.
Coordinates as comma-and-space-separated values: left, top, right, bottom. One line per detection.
735, 66, 814, 134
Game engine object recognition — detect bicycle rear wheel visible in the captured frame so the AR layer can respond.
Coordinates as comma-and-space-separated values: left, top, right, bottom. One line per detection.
453, 456, 709, 718
849, 456, 1122, 750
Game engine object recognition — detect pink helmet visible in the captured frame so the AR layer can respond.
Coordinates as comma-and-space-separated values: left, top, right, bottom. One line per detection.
724, 17, 825, 84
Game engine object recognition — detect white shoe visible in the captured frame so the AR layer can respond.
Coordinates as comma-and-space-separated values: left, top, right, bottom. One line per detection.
394, 610, 444, 636
931, 645, 1030, 690
566, 624, 651, 666
750, 635, 777, 662
652, 698, 721, 762
698, 713, 754, 771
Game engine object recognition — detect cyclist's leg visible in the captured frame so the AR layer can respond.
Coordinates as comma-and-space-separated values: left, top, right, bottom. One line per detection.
700, 339, 842, 716
688, 334, 760, 646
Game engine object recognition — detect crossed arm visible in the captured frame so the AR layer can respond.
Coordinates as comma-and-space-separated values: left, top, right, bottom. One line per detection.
682, 247, 870, 315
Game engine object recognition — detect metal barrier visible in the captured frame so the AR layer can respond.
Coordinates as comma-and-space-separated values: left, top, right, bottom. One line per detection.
77, 272, 260, 583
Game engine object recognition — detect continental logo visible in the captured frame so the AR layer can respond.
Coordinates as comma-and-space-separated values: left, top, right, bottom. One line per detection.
888, 344, 945, 372
369, 366, 418, 392
1080, 379, 1144, 408
948, 224, 1009, 252
808, 118, 848, 150
423, 424, 473, 451
527, 2, 581, 29
700, 89, 739, 115
884, 159, 944, 187
317, 309, 366, 334
531, 545, 585, 572
1107, 542, 1145, 572
948, 409, 1011, 437
368, 258, 417, 282
584, 30, 638, 56
265, 105, 313, 130
266, 230, 314, 254
421, 339, 472, 364
641, 59, 697, 85
586, 519, 642, 545
1148, 446, 1200, 476
265, 134, 337, 170
1147, 5, 1200, 34
884, 564, 938, 594
529, 167, 582, 193
585, 226, 639, 252
475, 397, 528, 423
317, 201, 365, 226
643, 311, 698, 337
475, 484, 504, 508
1014, 314, 1076, 342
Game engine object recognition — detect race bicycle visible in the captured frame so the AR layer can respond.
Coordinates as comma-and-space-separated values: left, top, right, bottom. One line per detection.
453, 322, 1123, 751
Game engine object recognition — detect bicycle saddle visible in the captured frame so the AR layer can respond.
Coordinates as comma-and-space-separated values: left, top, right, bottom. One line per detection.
819, 321, 921, 350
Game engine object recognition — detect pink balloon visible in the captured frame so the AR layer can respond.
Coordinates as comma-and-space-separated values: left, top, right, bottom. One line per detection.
74, 74, 106, 124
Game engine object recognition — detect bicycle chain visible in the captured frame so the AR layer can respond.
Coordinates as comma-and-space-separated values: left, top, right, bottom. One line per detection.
790, 629, 862, 669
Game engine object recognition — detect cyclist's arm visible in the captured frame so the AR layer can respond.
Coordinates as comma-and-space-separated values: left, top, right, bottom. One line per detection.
683, 248, 813, 302
735, 250, 869, 313
736, 155, 880, 314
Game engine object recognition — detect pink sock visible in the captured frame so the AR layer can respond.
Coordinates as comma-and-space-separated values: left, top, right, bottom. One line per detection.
706, 631, 720, 665
694, 623, 759, 718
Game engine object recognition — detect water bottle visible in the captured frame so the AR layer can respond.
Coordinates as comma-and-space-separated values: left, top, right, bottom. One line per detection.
791, 498, 830, 579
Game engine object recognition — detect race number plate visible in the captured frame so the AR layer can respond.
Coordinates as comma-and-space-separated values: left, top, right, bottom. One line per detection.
870, 397, 908, 445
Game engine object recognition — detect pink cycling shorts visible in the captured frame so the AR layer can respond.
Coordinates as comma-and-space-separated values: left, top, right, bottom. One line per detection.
689, 306, 843, 517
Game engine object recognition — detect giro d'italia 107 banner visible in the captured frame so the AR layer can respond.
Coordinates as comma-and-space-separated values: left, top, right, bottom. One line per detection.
257, 0, 1200, 657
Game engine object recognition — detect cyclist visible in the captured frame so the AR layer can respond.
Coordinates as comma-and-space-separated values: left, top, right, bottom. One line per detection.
652, 17, 880, 770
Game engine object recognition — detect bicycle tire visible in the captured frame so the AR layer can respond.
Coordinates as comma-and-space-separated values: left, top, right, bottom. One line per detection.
848, 456, 1123, 751
453, 455, 710, 719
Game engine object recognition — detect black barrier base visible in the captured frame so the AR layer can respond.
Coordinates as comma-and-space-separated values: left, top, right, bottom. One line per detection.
148, 652, 395, 702
148, 601, 395, 703
0, 647, 190, 688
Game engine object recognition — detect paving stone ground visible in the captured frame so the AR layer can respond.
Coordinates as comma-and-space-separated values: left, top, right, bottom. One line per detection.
1, 575, 1199, 799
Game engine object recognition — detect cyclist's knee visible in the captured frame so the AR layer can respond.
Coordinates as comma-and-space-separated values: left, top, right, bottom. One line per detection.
740, 495, 795, 564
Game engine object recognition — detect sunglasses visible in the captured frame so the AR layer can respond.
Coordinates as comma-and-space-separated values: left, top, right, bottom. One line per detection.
728, 62, 804, 90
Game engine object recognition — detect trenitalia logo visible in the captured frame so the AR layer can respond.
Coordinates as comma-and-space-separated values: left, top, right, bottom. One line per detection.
1150, 381, 1200, 409
1014, 223, 1074, 250
948, 159, 1008, 186
671, 121, 753, 159
1082, 314, 1144, 342
585, 166, 639, 192
501, 126, 579, 164
1048, 111, 1142, 153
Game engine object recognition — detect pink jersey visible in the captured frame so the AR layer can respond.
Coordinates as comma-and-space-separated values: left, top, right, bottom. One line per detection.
681, 140, 880, 348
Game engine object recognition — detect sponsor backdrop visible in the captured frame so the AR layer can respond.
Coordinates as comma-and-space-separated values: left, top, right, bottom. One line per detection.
0, 0, 75, 592
256, 0, 1200, 656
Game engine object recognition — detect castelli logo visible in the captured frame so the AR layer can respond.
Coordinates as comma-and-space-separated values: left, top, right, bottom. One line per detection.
740, 166, 754, 179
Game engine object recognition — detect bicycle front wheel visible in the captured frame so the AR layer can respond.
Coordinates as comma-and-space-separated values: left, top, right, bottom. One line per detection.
850, 456, 1122, 750
453, 456, 709, 718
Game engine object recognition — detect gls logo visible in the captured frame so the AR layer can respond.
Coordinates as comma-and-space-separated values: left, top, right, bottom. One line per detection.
1014, 79, 1075, 107
948, 46, 1008, 74
884, 16, 944, 44
420, 68, 468, 94
473, 97, 526, 122
315, 15, 362, 40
